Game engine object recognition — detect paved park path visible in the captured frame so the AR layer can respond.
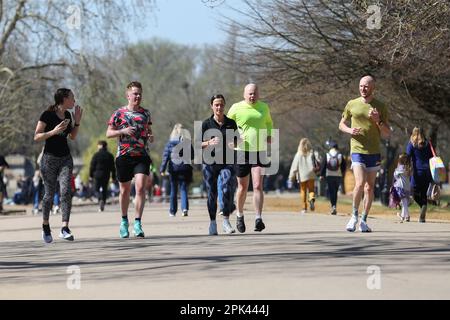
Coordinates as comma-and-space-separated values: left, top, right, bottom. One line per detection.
1, 195, 450, 299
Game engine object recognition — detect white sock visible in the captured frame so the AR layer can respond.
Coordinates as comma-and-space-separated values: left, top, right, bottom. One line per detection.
255, 214, 262, 220
236, 211, 243, 217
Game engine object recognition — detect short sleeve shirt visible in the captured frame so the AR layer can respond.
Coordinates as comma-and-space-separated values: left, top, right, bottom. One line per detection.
108, 106, 152, 157
39, 110, 72, 157
227, 100, 273, 152
342, 97, 388, 154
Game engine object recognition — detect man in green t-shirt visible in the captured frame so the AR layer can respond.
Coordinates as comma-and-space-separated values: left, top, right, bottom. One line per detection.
339, 75, 391, 233
227, 83, 273, 233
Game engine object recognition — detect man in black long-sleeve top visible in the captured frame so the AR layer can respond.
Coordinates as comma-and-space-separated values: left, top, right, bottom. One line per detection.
89, 141, 116, 212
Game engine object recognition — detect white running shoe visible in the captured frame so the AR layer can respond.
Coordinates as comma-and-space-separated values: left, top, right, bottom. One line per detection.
346, 215, 358, 232
222, 219, 235, 234
59, 228, 74, 241
359, 220, 372, 233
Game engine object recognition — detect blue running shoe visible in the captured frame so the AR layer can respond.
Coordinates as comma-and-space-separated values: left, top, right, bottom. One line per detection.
42, 224, 53, 244
133, 220, 145, 238
209, 221, 218, 235
120, 220, 129, 238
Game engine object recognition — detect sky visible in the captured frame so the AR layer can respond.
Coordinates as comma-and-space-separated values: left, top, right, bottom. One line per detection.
130, 0, 245, 46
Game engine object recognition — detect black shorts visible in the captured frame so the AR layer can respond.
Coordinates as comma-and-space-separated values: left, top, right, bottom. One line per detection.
115, 155, 151, 183
235, 151, 270, 178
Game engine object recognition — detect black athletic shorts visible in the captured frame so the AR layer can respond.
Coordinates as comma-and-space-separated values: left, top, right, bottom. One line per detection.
115, 155, 151, 183
235, 151, 270, 178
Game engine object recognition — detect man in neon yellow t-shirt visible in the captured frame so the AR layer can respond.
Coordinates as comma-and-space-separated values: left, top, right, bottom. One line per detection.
339, 75, 391, 233
227, 83, 273, 233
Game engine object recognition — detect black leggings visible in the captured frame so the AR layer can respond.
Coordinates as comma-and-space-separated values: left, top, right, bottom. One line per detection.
40, 153, 73, 222
413, 186, 428, 208
412, 170, 431, 208
94, 177, 109, 202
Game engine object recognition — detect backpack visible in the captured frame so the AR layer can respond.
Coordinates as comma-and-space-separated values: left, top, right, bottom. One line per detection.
327, 152, 340, 171
170, 151, 192, 173
169, 140, 193, 173
427, 182, 440, 202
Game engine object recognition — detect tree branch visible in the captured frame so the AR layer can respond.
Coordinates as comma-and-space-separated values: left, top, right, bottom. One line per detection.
0, 0, 26, 58
17, 62, 67, 73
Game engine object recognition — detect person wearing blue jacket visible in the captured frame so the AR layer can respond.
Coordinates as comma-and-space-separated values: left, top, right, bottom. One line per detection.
160, 123, 193, 217
406, 127, 433, 223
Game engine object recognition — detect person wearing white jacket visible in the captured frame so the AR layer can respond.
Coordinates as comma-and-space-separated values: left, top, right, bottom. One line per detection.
393, 153, 412, 222
289, 138, 319, 213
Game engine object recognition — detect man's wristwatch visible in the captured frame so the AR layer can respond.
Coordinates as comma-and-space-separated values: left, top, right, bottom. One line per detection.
74, 123, 80, 127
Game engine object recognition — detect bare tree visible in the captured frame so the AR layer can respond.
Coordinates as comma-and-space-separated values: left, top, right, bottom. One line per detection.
0, 0, 156, 154
223, 0, 450, 154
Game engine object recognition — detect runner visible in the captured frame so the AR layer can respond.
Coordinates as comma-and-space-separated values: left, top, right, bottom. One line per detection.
201, 94, 238, 235
227, 84, 274, 233
339, 75, 391, 232
106, 81, 153, 238
34, 88, 83, 243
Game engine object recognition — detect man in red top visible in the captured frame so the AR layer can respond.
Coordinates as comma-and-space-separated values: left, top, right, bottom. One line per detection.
107, 81, 154, 238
